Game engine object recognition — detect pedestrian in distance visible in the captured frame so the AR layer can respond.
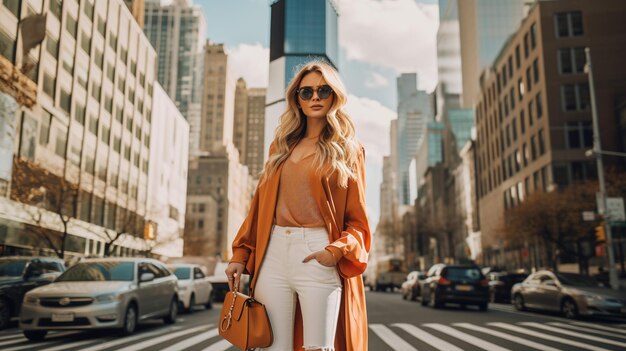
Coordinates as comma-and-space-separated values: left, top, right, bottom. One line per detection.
225, 60, 371, 351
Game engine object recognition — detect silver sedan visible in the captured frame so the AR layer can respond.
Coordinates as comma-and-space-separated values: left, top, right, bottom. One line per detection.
20, 258, 179, 341
511, 270, 626, 319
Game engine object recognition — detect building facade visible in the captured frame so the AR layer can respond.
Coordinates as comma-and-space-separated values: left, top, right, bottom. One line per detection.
0, 0, 161, 257
474, 0, 626, 264
144, 0, 205, 154
245, 87, 267, 181
265, 0, 339, 155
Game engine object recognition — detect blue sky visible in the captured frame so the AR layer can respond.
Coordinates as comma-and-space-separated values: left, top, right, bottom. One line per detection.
195, 0, 440, 230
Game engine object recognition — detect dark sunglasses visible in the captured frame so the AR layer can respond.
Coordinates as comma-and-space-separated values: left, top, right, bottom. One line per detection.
296, 85, 333, 100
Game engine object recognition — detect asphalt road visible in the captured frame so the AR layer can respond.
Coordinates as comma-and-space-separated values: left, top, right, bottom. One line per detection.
1, 291, 625, 350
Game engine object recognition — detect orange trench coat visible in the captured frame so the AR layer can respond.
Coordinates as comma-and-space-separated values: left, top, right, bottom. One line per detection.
230, 141, 371, 351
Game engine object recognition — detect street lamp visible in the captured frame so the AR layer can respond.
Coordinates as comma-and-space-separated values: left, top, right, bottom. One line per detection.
585, 47, 619, 290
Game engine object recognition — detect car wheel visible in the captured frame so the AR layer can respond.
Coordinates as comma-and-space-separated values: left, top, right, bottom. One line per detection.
479, 302, 488, 311
120, 304, 137, 336
513, 294, 526, 311
0, 299, 11, 330
23, 330, 47, 341
205, 292, 213, 310
186, 294, 195, 314
561, 298, 579, 319
163, 297, 178, 324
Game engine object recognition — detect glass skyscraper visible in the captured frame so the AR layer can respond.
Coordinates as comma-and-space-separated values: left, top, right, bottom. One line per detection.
265, 0, 339, 154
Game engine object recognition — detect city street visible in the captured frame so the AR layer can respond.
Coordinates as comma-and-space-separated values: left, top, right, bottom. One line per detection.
0, 291, 625, 351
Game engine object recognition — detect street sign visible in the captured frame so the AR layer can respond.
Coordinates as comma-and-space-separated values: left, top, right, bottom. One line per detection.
607, 197, 625, 221
582, 211, 595, 221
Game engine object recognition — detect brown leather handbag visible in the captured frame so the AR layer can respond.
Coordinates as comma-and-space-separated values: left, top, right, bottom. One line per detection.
218, 285, 273, 350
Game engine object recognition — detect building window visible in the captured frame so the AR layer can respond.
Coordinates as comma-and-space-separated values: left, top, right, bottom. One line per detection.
518, 79, 524, 100
60, 89, 71, 114
512, 117, 518, 142
523, 32, 529, 58
561, 83, 590, 111
558, 47, 585, 74
528, 100, 535, 126
515, 45, 521, 69
46, 35, 59, 57
555, 11, 584, 38
43, 72, 56, 98
3, 0, 20, 17
565, 121, 593, 149
49, 0, 61, 19
84, 1, 94, 20
74, 102, 85, 124
526, 67, 532, 92
538, 129, 546, 155
531, 135, 537, 160
536, 93, 543, 119
39, 112, 51, 146
520, 110, 526, 134
530, 23, 537, 49
80, 31, 91, 54
533, 59, 539, 83
66, 14, 78, 38
89, 115, 98, 135
55, 126, 67, 158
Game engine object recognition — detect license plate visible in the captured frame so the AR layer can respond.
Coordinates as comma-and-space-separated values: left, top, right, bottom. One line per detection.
52, 313, 74, 322
456, 285, 473, 292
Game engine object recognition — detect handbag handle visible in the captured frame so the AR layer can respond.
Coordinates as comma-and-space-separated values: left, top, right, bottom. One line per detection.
220, 284, 238, 332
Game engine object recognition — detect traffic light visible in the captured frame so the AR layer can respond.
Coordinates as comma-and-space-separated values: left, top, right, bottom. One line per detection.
595, 224, 606, 242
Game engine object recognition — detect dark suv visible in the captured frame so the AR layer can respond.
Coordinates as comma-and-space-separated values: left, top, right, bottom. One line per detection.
0, 257, 65, 329
421, 264, 489, 310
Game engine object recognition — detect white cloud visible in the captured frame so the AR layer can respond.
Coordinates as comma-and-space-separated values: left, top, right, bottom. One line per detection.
344, 94, 396, 166
337, 0, 439, 91
364, 71, 390, 88
225, 43, 269, 88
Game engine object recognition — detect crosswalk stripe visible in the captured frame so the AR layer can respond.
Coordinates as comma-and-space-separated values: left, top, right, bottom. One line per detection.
488, 322, 611, 351
200, 339, 234, 351
392, 323, 463, 351
40, 338, 101, 351
453, 323, 561, 351
0, 333, 22, 342
570, 321, 626, 335
369, 324, 417, 351
160, 328, 220, 351
547, 322, 626, 340
79, 326, 183, 351
520, 322, 626, 348
115, 325, 211, 351
423, 323, 510, 351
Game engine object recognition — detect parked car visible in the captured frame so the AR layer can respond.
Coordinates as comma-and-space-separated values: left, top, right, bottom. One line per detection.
167, 264, 213, 312
421, 264, 489, 310
511, 270, 626, 319
401, 271, 425, 301
20, 258, 179, 341
487, 272, 528, 303
0, 256, 65, 330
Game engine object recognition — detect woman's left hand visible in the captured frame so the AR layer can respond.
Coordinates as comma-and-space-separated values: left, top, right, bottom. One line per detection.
303, 249, 337, 267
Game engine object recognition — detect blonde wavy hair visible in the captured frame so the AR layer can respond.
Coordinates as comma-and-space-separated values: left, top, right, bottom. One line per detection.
258, 60, 361, 188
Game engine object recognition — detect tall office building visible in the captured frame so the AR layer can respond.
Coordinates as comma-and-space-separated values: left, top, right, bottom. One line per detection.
0, 0, 164, 256
233, 78, 248, 162
123, 0, 145, 28
265, 0, 339, 155
396, 74, 434, 206
234, 80, 267, 181
200, 42, 235, 153
144, 0, 205, 153
457, 0, 527, 107
437, 0, 462, 95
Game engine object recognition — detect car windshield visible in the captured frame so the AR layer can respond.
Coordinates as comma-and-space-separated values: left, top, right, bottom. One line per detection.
0, 259, 28, 277
172, 267, 191, 280
555, 273, 601, 287
445, 267, 483, 281
56, 262, 134, 282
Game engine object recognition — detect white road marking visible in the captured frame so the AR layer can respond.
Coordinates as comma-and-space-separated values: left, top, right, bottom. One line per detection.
160, 328, 220, 351
547, 322, 626, 340
454, 322, 562, 351
115, 325, 211, 351
369, 324, 418, 351
520, 322, 626, 348
200, 339, 234, 351
392, 323, 463, 351
488, 322, 611, 351
423, 323, 510, 351
79, 326, 184, 351
570, 321, 626, 335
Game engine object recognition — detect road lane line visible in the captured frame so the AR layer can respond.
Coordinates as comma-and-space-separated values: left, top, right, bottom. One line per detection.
520, 322, 626, 348
160, 328, 220, 351
423, 323, 510, 351
200, 339, 233, 351
570, 321, 626, 335
39, 338, 101, 351
79, 325, 184, 351
369, 324, 418, 351
454, 323, 562, 351
115, 325, 211, 351
392, 323, 463, 351
547, 322, 626, 340
488, 322, 611, 351
0, 333, 23, 341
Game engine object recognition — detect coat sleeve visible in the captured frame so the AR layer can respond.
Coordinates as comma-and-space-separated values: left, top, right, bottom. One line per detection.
230, 141, 276, 274
326, 145, 371, 278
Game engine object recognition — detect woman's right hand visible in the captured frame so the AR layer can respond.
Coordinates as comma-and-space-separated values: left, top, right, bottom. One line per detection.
225, 262, 245, 291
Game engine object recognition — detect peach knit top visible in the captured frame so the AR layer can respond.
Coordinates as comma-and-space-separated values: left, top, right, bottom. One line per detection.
274, 152, 326, 227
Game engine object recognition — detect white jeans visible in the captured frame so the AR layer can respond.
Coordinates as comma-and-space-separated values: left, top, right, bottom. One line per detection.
255, 224, 342, 351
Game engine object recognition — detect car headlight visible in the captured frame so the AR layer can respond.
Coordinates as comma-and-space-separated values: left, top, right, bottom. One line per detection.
24, 295, 39, 304
95, 293, 123, 303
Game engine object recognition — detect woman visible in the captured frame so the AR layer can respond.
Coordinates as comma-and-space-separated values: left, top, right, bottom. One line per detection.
225, 60, 370, 351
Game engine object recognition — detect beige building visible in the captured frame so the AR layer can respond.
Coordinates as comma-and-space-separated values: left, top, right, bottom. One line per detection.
233, 78, 248, 163
200, 42, 235, 154
474, 0, 626, 265
123, 0, 144, 28
233, 78, 266, 181
0, 0, 160, 256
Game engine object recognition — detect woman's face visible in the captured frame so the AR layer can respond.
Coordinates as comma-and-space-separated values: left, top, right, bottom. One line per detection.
297, 71, 334, 120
